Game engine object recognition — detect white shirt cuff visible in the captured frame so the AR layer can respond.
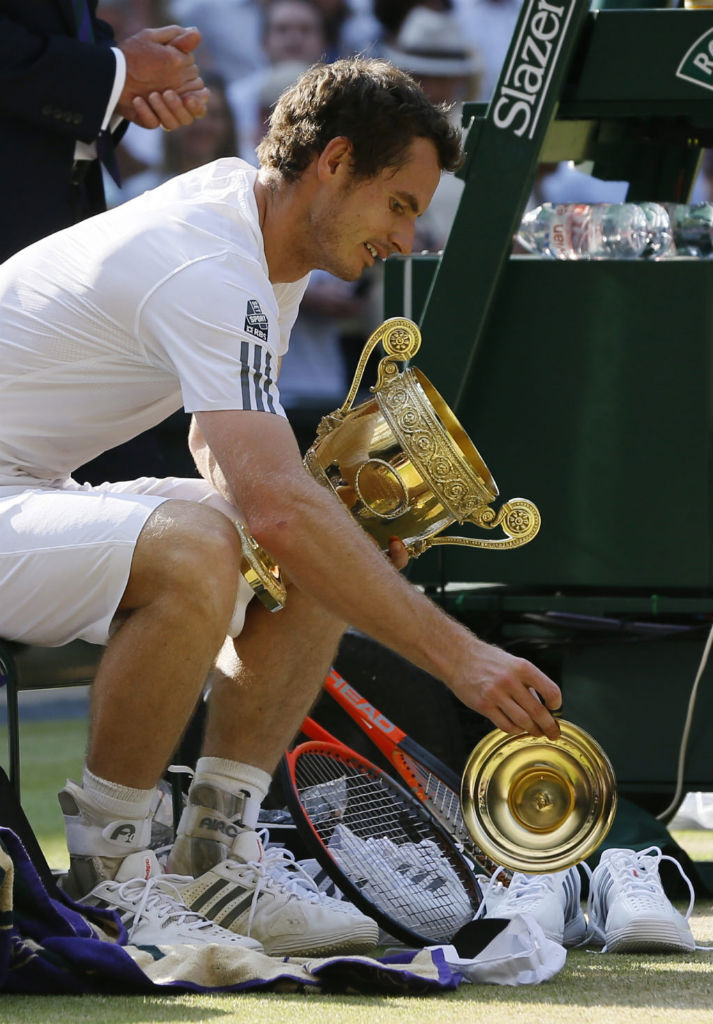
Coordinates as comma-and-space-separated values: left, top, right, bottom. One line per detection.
105, 46, 127, 132
73, 47, 126, 161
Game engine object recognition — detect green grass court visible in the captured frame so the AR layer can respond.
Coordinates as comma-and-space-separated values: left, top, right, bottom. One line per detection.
1, 712, 711, 1024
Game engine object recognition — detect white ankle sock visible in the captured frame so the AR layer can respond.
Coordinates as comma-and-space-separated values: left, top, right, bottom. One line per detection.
193, 757, 271, 805
81, 765, 155, 821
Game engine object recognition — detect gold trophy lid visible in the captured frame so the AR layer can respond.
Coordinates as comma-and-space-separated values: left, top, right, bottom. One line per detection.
460, 720, 617, 873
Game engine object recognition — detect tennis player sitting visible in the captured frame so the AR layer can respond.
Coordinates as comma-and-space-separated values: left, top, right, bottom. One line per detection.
0, 58, 562, 956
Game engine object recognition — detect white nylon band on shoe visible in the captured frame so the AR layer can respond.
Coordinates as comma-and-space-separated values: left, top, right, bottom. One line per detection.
166, 764, 262, 830
64, 816, 152, 857
176, 793, 261, 835
239, 794, 261, 829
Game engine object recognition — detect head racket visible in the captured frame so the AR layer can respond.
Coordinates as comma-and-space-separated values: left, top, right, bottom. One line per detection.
280, 716, 482, 948
323, 667, 502, 877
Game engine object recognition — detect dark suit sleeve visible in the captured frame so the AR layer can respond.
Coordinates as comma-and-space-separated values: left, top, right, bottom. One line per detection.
0, 16, 117, 143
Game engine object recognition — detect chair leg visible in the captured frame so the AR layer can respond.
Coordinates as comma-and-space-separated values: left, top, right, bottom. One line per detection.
0, 641, 21, 801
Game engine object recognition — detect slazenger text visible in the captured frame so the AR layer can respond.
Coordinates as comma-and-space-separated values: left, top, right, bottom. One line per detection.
492, 0, 572, 140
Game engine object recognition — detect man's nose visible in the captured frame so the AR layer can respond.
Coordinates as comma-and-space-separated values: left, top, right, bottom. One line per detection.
389, 221, 416, 256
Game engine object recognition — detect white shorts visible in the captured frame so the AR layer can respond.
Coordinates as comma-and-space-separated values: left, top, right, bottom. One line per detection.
0, 476, 254, 647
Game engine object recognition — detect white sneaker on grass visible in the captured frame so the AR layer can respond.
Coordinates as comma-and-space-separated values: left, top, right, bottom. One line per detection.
478, 866, 589, 948
77, 849, 264, 950
174, 829, 379, 957
587, 846, 696, 953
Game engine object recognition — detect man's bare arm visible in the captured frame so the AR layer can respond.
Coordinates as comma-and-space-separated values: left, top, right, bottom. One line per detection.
193, 408, 562, 740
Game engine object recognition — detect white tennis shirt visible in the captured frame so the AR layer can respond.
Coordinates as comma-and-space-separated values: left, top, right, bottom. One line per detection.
0, 159, 309, 485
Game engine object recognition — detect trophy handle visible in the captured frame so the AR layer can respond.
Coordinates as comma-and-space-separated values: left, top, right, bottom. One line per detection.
338, 317, 422, 416
235, 520, 287, 612
408, 498, 541, 557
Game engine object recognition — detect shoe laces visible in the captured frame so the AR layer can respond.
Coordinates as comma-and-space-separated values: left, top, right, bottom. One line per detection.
223, 831, 337, 939
261, 843, 335, 903
590, 846, 695, 920
107, 873, 227, 944
585, 846, 700, 949
474, 867, 555, 918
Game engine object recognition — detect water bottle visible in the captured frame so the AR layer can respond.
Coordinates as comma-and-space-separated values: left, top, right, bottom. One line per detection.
638, 201, 673, 259
517, 203, 669, 260
666, 202, 713, 257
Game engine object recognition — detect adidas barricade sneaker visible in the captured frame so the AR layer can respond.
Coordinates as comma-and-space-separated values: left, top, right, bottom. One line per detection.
75, 849, 264, 950
587, 846, 696, 953
175, 829, 380, 956
479, 866, 589, 948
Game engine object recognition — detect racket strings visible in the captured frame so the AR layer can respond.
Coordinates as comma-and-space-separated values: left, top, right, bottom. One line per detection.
396, 753, 462, 824
294, 749, 478, 943
393, 751, 503, 877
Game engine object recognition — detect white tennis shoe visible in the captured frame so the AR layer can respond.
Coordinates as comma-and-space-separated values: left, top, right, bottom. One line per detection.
478, 866, 589, 948
76, 849, 264, 950
174, 829, 379, 957
587, 846, 696, 953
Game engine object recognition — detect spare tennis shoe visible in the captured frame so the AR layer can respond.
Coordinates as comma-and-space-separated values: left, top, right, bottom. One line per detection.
477, 866, 589, 948
75, 848, 264, 950
587, 846, 696, 953
173, 828, 379, 956
327, 823, 475, 943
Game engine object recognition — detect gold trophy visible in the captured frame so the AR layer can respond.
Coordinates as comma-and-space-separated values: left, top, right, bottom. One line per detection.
460, 721, 617, 874
304, 317, 541, 559
240, 316, 542, 610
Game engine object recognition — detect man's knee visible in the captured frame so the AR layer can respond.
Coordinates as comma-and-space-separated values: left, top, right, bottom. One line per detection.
121, 500, 243, 621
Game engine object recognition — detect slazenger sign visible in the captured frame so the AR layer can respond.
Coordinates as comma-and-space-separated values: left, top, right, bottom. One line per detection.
492, 0, 577, 140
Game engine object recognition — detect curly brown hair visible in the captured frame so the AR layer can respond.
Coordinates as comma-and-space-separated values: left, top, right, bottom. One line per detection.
256, 57, 463, 183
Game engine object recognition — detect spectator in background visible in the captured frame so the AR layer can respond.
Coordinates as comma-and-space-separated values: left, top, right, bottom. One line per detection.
333, 0, 383, 57
227, 0, 330, 164
385, 5, 482, 251
0, 0, 209, 262
528, 161, 628, 210
311, 0, 377, 60
99, 0, 171, 39
168, 0, 265, 82
278, 267, 367, 453
452, 0, 522, 101
383, 4, 482, 112
369, 0, 454, 51
121, 70, 239, 200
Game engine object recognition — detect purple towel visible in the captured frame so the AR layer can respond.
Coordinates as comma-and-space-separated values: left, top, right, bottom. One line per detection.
0, 827, 459, 995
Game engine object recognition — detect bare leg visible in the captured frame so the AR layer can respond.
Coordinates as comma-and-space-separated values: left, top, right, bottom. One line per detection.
201, 587, 346, 773
166, 587, 351, 893
86, 500, 244, 788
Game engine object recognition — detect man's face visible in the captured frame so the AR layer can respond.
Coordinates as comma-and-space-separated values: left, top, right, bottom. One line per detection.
308, 136, 442, 282
265, 1, 327, 64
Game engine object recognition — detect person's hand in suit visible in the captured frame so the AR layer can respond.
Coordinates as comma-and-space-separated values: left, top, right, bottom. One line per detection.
117, 25, 209, 131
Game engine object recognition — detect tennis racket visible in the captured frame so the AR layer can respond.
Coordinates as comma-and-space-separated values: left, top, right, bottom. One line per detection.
281, 716, 483, 947
322, 666, 502, 877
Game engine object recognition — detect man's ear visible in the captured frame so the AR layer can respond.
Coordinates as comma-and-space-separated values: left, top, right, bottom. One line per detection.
316, 136, 353, 182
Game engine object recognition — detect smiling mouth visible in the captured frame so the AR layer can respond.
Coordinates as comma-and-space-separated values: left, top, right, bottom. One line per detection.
364, 242, 379, 260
